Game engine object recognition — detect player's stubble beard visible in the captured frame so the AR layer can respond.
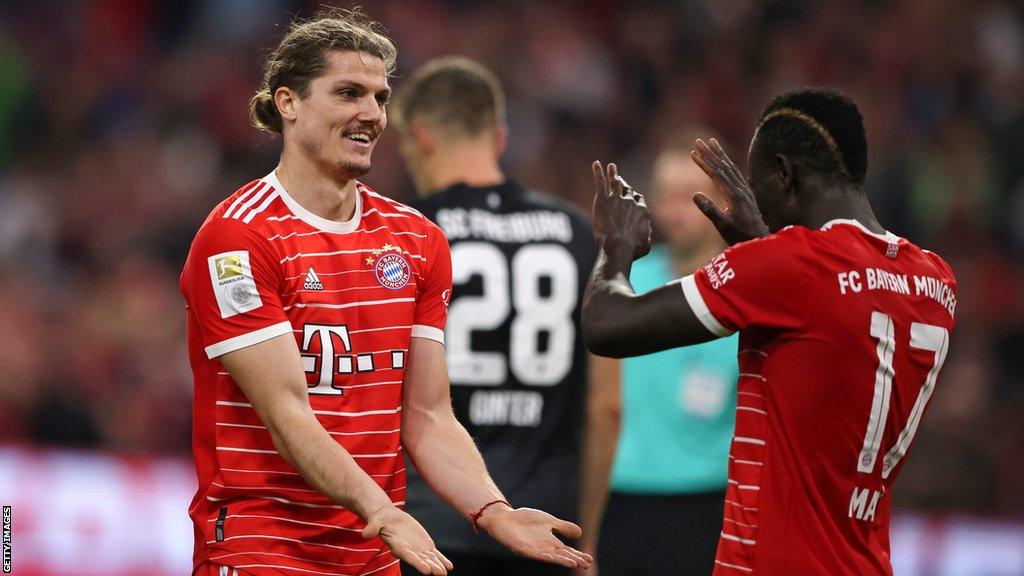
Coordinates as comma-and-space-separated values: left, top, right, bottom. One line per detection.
299, 130, 372, 181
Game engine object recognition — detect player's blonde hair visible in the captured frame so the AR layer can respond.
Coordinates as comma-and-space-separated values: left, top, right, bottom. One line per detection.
249, 7, 397, 135
391, 56, 506, 138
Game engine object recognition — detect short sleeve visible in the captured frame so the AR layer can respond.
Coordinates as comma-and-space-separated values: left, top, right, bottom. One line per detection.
180, 217, 291, 358
411, 221, 452, 344
680, 230, 815, 336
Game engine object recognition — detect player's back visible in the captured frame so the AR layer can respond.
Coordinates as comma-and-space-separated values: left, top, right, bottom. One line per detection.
404, 180, 596, 555
686, 219, 956, 575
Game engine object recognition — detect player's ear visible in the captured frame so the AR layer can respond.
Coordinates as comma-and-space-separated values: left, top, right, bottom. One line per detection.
408, 120, 436, 156
774, 154, 795, 193
276, 86, 299, 124
494, 123, 509, 158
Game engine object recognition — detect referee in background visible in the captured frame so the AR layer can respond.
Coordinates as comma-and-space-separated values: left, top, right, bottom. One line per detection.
583, 136, 739, 576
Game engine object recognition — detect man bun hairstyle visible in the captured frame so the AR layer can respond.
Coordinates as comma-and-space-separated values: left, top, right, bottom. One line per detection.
249, 7, 397, 135
391, 56, 506, 137
754, 87, 868, 185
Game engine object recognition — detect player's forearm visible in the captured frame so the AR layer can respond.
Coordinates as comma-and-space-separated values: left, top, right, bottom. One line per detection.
403, 408, 506, 520
582, 237, 641, 357
265, 402, 393, 520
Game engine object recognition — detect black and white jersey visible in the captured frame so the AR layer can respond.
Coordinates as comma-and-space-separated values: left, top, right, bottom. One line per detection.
405, 180, 596, 555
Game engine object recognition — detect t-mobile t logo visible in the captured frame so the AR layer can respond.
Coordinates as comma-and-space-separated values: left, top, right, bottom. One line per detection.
301, 323, 352, 395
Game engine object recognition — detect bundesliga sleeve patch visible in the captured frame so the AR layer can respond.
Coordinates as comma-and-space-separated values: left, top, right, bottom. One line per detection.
207, 250, 263, 318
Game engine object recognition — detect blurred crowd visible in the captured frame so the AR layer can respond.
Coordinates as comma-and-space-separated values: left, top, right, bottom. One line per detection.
0, 0, 1022, 517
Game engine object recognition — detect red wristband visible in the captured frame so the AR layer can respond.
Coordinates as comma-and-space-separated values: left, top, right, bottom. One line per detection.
470, 499, 511, 533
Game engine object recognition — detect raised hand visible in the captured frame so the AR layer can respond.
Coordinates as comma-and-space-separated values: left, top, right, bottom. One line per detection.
478, 504, 594, 570
591, 161, 652, 260
690, 138, 769, 245
362, 505, 454, 575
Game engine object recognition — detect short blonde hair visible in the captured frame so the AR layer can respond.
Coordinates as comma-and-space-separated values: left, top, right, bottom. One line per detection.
392, 56, 506, 137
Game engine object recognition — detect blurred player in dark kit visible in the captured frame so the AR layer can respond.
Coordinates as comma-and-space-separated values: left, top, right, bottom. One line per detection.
393, 57, 612, 576
180, 11, 591, 576
583, 87, 956, 575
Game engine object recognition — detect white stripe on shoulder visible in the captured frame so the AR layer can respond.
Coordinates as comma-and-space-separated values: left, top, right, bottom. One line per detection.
226, 183, 271, 219
366, 190, 421, 215
680, 275, 734, 337
242, 190, 280, 223
362, 207, 410, 219
223, 182, 265, 219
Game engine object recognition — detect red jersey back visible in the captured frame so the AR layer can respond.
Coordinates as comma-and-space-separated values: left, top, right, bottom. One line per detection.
682, 219, 956, 575
180, 171, 452, 576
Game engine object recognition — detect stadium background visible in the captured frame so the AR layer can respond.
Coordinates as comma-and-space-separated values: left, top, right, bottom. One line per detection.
0, 0, 1022, 574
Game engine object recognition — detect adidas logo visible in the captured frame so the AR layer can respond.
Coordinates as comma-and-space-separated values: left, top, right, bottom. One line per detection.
304, 267, 323, 291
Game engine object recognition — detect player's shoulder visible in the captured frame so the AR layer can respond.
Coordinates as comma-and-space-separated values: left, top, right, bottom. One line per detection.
190, 179, 274, 246
900, 241, 957, 286
728, 225, 817, 258
196, 175, 290, 235
359, 182, 445, 239
519, 186, 591, 225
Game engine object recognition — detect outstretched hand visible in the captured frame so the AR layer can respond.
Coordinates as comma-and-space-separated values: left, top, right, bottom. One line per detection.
478, 504, 594, 570
362, 505, 454, 575
690, 138, 769, 245
591, 161, 652, 260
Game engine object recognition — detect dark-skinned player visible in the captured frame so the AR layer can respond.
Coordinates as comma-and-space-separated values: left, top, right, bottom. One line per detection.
582, 87, 956, 575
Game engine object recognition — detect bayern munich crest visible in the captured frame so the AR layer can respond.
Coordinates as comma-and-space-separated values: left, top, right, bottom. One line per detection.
367, 243, 411, 290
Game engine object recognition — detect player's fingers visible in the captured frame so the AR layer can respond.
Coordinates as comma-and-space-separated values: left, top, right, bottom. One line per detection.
690, 148, 726, 185
703, 139, 741, 183
693, 192, 728, 223
552, 519, 583, 539
558, 545, 593, 566
708, 138, 734, 166
407, 553, 433, 575
707, 139, 749, 189
542, 550, 580, 568
418, 551, 445, 575
607, 163, 623, 197
436, 550, 454, 571
697, 138, 725, 166
616, 175, 633, 198
592, 161, 609, 199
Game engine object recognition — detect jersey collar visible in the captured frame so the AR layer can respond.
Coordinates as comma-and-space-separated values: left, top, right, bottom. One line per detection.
264, 169, 363, 234
820, 218, 900, 242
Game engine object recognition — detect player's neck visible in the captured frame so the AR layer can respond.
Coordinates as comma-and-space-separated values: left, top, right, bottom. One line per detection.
276, 149, 359, 223
423, 145, 504, 193
801, 185, 885, 235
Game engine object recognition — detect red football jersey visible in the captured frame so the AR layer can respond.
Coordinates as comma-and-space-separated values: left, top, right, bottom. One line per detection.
680, 219, 956, 575
180, 171, 452, 576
